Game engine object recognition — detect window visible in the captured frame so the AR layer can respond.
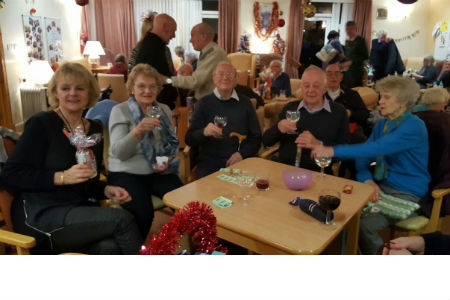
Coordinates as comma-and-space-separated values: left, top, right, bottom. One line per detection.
202, 0, 218, 36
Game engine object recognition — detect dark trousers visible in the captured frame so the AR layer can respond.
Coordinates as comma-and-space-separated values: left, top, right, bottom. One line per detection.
108, 172, 183, 238
196, 157, 227, 179
52, 206, 142, 254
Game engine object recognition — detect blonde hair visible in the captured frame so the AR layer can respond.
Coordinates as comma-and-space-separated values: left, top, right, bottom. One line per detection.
47, 62, 99, 109
126, 63, 162, 93
375, 76, 420, 109
420, 87, 450, 106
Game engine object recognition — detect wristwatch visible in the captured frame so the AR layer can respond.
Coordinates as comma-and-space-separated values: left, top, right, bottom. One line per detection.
166, 78, 172, 85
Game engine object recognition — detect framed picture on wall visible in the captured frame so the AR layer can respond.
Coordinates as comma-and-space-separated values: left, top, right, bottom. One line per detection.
21, 15, 46, 63
44, 17, 63, 65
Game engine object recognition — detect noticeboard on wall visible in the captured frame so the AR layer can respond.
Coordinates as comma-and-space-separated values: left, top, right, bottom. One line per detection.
44, 17, 63, 65
22, 15, 46, 63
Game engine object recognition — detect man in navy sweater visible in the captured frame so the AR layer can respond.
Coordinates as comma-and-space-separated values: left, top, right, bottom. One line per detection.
262, 65, 350, 173
185, 62, 262, 178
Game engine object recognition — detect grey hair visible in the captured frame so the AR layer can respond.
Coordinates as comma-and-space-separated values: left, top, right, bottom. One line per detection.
423, 55, 435, 64
184, 52, 197, 63
174, 46, 185, 54
377, 30, 387, 38
269, 59, 282, 67
420, 87, 450, 106
213, 61, 237, 78
375, 76, 420, 109
302, 65, 327, 85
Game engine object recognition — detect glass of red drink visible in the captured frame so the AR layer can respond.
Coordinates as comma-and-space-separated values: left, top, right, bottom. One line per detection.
256, 170, 269, 191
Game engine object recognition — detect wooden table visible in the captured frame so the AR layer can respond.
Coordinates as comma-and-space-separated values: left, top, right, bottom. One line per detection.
163, 157, 373, 254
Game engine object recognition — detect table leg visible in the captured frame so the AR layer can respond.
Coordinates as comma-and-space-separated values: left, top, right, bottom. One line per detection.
346, 211, 361, 255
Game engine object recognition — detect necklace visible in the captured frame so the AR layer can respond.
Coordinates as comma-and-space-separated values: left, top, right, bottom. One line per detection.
56, 108, 85, 134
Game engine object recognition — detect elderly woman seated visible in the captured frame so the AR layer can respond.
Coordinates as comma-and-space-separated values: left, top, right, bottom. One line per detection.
108, 63, 183, 238
410, 55, 437, 89
308, 76, 430, 254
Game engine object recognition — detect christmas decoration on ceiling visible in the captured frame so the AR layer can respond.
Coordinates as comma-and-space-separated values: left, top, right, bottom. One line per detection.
302, 1, 317, 18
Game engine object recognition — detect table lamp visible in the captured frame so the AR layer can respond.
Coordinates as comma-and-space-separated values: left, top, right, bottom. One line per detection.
30, 60, 54, 87
83, 40, 105, 68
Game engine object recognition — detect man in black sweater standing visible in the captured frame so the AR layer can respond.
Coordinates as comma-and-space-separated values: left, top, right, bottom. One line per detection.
135, 14, 178, 110
263, 65, 349, 173
185, 62, 262, 178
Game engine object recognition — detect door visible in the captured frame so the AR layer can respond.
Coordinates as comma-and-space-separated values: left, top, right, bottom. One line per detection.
0, 26, 14, 130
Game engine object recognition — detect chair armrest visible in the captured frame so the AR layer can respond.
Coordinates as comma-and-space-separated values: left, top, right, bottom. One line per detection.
0, 229, 36, 250
258, 145, 279, 159
431, 188, 450, 199
183, 146, 191, 183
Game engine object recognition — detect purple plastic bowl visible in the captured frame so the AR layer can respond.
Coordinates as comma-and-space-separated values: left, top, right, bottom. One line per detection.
282, 169, 313, 190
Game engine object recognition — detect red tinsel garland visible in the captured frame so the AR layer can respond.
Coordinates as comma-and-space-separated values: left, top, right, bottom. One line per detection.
140, 201, 227, 255
253, 1, 279, 41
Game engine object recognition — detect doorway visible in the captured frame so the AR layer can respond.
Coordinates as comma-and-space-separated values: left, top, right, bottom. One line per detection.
299, 20, 327, 76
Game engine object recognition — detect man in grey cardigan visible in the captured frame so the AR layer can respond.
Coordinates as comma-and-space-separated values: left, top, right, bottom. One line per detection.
161, 23, 228, 101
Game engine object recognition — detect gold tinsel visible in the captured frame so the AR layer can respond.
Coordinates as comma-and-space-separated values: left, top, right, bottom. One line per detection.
302, 2, 316, 18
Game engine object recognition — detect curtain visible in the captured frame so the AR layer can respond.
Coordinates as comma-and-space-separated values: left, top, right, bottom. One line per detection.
132, 0, 202, 57
218, 0, 238, 54
81, 5, 91, 39
285, 0, 304, 78
353, 0, 372, 50
94, 0, 136, 57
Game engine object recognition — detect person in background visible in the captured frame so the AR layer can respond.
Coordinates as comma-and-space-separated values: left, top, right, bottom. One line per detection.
1, 62, 141, 254
185, 62, 261, 178
135, 14, 178, 110
370, 30, 389, 81
383, 233, 450, 255
323, 30, 345, 69
411, 88, 450, 219
177, 63, 194, 106
185, 52, 198, 71
262, 65, 350, 172
108, 63, 182, 238
162, 23, 228, 102
309, 76, 430, 254
174, 45, 185, 64
128, 10, 157, 74
410, 55, 437, 89
260, 59, 292, 98
344, 21, 369, 88
107, 53, 128, 81
434, 59, 450, 87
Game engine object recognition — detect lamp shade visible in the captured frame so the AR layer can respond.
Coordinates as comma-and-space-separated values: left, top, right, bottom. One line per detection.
398, 0, 417, 3
83, 41, 105, 59
30, 60, 54, 85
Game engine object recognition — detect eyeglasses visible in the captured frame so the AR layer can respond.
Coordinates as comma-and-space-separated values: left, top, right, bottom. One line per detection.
214, 72, 235, 79
135, 84, 159, 91
326, 71, 342, 77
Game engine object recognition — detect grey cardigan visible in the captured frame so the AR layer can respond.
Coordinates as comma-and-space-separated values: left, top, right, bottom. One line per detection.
108, 100, 172, 174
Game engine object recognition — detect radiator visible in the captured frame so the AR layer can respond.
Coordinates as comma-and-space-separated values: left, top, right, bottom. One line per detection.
20, 87, 48, 122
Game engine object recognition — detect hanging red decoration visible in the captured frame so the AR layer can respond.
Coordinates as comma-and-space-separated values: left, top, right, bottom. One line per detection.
30, 8, 36, 15
140, 201, 227, 255
277, 19, 285, 27
253, 1, 279, 41
75, 0, 89, 6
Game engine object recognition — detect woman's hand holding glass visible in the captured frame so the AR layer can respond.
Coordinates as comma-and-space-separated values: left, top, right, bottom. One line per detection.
132, 117, 160, 139
147, 106, 162, 129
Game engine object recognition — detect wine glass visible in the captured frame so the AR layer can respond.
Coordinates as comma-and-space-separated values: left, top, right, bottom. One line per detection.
314, 154, 332, 178
318, 188, 341, 226
213, 115, 227, 137
147, 106, 162, 129
236, 170, 256, 206
286, 110, 300, 134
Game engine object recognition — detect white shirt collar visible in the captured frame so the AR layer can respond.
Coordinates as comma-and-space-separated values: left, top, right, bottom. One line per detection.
213, 88, 240, 101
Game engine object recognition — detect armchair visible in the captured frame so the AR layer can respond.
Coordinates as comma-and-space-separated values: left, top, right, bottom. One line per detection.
228, 53, 256, 88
